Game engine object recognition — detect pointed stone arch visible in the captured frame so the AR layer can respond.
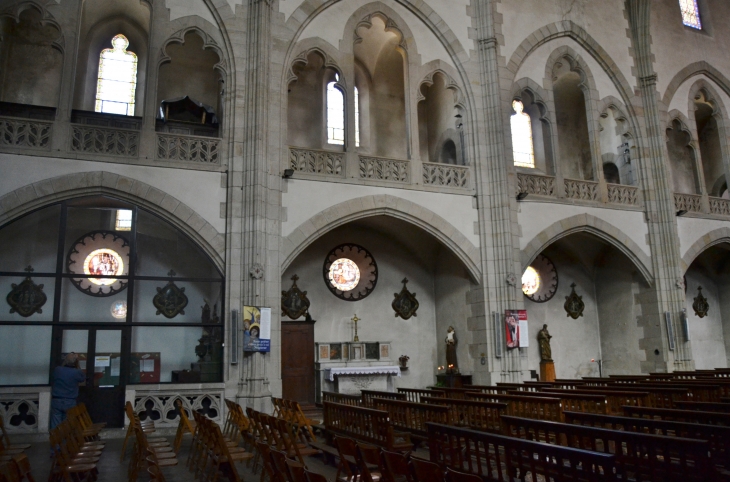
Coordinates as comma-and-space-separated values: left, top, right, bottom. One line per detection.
281, 194, 481, 282
681, 227, 730, 273
662, 61, 730, 108
0, 171, 224, 272
521, 213, 653, 285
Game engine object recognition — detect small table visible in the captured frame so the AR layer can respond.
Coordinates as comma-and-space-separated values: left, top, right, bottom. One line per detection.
324, 366, 401, 395
436, 374, 472, 388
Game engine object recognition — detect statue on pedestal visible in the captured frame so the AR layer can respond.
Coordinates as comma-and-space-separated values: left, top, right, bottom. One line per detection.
445, 326, 458, 373
537, 324, 552, 362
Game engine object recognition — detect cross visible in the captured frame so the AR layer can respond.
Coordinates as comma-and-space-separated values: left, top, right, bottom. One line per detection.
291, 275, 299, 282
351, 314, 360, 342
24, 266, 34, 273
168, 270, 177, 277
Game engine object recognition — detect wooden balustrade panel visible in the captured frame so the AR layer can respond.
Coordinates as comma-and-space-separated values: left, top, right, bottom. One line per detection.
323, 401, 411, 451
467, 392, 563, 422
322, 391, 361, 406
421, 396, 506, 433
427, 387, 469, 399
427, 422, 615, 482
623, 406, 730, 426
622, 383, 721, 402
580, 386, 688, 409
564, 410, 730, 469
502, 415, 712, 482
522, 390, 607, 414
361, 390, 405, 408
544, 389, 647, 415
373, 398, 449, 437
397, 388, 444, 403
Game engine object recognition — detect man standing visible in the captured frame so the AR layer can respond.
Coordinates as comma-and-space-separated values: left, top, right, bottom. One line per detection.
50, 353, 85, 429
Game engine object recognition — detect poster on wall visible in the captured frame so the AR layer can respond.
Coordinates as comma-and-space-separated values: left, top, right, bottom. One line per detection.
243, 305, 271, 352
505, 310, 528, 349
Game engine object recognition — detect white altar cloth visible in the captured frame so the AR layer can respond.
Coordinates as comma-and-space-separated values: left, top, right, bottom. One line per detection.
325, 366, 401, 381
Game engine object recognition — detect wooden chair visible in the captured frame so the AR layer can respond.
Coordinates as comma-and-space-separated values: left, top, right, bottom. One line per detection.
354, 443, 383, 482
128, 425, 176, 482
304, 468, 329, 482
255, 440, 282, 482
333, 436, 359, 482
285, 458, 308, 482
172, 400, 197, 453
381, 449, 415, 482
269, 449, 291, 481
410, 457, 445, 482
10, 454, 36, 482
276, 418, 321, 466
48, 421, 99, 482
121, 401, 161, 462
446, 467, 482, 482
0, 418, 30, 452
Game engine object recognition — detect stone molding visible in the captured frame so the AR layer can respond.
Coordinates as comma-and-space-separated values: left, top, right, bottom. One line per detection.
521, 213, 653, 285
0, 171, 224, 272
680, 227, 730, 274
661, 61, 730, 108
281, 194, 481, 282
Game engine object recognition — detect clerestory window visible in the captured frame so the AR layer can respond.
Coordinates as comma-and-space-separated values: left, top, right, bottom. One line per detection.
354, 87, 360, 147
95, 34, 138, 116
679, 0, 702, 29
511, 100, 535, 168
327, 75, 345, 145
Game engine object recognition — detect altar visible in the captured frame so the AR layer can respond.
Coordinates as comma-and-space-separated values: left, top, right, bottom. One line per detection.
314, 340, 400, 401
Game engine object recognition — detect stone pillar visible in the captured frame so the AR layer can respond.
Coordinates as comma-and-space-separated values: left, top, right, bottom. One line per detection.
472, 0, 526, 383
626, 0, 693, 372
51, 0, 83, 152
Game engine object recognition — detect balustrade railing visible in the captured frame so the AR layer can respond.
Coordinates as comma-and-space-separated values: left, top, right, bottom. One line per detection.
133, 389, 223, 426
289, 147, 344, 176
359, 156, 410, 183
709, 196, 730, 216
0, 116, 52, 150
422, 162, 470, 189
157, 133, 221, 164
564, 178, 599, 201
71, 124, 139, 157
674, 193, 703, 213
0, 394, 39, 432
607, 183, 639, 206
517, 173, 555, 196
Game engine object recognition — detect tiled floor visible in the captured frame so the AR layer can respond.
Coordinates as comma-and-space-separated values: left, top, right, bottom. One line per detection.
22, 430, 342, 482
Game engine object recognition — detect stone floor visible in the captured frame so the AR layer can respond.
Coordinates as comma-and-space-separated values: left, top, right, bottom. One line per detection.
21, 429, 343, 482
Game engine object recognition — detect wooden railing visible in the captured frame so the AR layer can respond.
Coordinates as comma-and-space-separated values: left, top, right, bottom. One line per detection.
321, 391, 360, 406
322, 401, 411, 451
360, 390, 405, 408
372, 398, 449, 439
466, 392, 563, 422
420, 396, 505, 433
396, 388, 445, 403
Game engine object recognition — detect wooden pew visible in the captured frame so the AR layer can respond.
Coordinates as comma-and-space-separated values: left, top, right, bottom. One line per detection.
577, 385, 688, 409
322, 391, 361, 406
372, 398, 449, 441
322, 401, 412, 451
511, 389, 608, 414
397, 388, 444, 403
458, 385, 509, 394
623, 405, 730, 425
542, 388, 648, 415
421, 396, 506, 433
564, 410, 730, 469
426, 422, 615, 481
466, 392, 563, 422
426, 387, 469, 399
502, 415, 712, 482
626, 382, 721, 402
674, 401, 730, 412
495, 382, 546, 392
360, 390, 405, 408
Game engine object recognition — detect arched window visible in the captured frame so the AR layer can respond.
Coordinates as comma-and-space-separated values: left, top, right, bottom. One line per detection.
327, 76, 345, 145
354, 87, 360, 147
511, 100, 535, 168
95, 34, 138, 115
679, 0, 701, 29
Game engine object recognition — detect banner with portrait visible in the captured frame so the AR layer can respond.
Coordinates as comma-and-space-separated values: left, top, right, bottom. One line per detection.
243, 305, 271, 352
505, 309, 528, 349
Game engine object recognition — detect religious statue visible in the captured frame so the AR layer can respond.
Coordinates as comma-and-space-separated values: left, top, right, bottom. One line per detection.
445, 326, 458, 373
537, 324, 552, 362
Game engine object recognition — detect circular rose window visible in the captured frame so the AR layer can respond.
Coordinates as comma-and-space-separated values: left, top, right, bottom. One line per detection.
67, 231, 129, 297
323, 244, 377, 301
84, 249, 125, 286
522, 254, 558, 303
328, 258, 361, 292
521, 266, 540, 296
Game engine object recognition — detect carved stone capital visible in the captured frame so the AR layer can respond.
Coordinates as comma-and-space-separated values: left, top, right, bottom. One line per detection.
639, 74, 658, 88
249, 263, 265, 280
506, 273, 517, 287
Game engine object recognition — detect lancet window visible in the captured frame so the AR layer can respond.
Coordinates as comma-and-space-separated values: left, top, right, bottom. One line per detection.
95, 34, 138, 115
511, 100, 536, 168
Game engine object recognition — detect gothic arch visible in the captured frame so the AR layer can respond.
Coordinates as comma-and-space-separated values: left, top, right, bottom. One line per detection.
0, 1, 64, 52
521, 214, 653, 285
286, 45, 344, 88
0, 171, 224, 272
681, 227, 730, 273
685, 80, 730, 189
281, 194, 481, 282
666, 110, 699, 151
662, 61, 730, 108
159, 26, 228, 76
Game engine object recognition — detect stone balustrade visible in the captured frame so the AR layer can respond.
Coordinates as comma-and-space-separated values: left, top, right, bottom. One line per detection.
709, 196, 730, 216
607, 183, 639, 206
422, 162, 470, 188
0, 391, 42, 433
71, 124, 139, 157
674, 193, 703, 213
289, 147, 345, 176
517, 172, 556, 197
130, 386, 225, 427
359, 155, 410, 183
0, 116, 53, 150
564, 178, 599, 201
156, 133, 221, 164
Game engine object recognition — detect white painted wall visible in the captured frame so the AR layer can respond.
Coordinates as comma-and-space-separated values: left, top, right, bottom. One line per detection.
685, 271, 727, 369
677, 216, 729, 261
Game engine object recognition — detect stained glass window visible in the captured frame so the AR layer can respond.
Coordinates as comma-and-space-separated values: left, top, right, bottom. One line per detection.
327, 76, 345, 145
95, 34, 138, 116
522, 266, 541, 296
679, 0, 701, 29
511, 100, 535, 168
354, 87, 360, 147
115, 209, 132, 231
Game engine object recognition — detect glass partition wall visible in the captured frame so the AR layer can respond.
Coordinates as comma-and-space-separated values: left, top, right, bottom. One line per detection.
0, 197, 225, 391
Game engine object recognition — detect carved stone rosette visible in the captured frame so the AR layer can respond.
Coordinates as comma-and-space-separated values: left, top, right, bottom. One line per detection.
6, 266, 47, 317
153, 270, 188, 318
281, 275, 311, 320
564, 283, 585, 319
392, 278, 419, 320
693, 286, 709, 318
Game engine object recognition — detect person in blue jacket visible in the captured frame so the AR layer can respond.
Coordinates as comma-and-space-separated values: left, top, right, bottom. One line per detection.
50, 353, 85, 429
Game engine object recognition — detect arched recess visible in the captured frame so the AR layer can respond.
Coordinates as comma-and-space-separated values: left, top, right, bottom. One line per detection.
662, 61, 730, 108
510, 78, 554, 174
0, 171, 224, 272
0, 2, 64, 107
521, 213, 654, 286
281, 194, 481, 283
665, 111, 702, 195
597, 97, 638, 186
417, 70, 464, 164
681, 227, 730, 274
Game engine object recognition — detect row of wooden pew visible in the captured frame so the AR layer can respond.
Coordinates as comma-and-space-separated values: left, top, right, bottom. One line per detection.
320, 372, 730, 481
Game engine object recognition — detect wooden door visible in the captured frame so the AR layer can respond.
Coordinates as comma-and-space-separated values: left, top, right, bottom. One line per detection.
281, 320, 315, 405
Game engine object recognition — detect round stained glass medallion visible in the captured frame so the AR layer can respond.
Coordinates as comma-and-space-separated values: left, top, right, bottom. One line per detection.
110, 300, 127, 319
84, 249, 125, 286
323, 244, 378, 301
328, 258, 361, 292
522, 266, 540, 296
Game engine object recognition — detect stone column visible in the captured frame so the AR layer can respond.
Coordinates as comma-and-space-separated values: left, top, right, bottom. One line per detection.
626, 0, 693, 371
51, 0, 83, 152
472, 0, 526, 383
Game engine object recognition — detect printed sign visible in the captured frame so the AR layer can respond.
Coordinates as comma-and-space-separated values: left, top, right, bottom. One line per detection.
505, 309, 528, 349
243, 306, 271, 353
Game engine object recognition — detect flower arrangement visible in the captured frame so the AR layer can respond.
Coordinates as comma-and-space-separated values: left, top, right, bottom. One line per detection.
398, 355, 410, 368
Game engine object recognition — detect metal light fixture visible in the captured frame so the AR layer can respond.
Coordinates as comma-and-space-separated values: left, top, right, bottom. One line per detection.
516, 192, 529, 201
282, 169, 294, 179
676, 210, 688, 217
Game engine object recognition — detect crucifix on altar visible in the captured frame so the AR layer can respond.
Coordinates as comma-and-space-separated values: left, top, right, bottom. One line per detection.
351, 314, 360, 342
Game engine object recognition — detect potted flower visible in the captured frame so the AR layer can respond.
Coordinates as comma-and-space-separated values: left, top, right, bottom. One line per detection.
398, 355, 410, 369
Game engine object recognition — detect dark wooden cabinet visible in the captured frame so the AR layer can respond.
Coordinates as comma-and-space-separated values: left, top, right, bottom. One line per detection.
281, 320, 316, 405
436, 374, 472, 388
